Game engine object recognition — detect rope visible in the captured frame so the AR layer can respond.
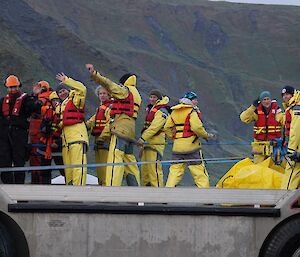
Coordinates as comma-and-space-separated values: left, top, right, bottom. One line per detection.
31, 141, 252, 148
0, 157, 245, 173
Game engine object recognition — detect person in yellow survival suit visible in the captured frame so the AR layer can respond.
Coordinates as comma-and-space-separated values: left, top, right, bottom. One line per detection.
164, 92, 215, 188
281, 85, 295, 145
86, 86, 112, 186
240, 91, 285, 164
55, 73, 88, 186
281, 89, 300, 189
136, 89, 170, 187
86, 64, 142, 186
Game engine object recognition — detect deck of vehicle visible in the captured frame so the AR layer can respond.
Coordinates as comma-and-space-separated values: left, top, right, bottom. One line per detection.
0, 185, 299, 257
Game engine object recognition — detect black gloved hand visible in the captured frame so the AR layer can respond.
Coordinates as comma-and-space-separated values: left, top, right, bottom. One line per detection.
286, 152, 300, 162
252, 98, 260, 107
40, 118, 52, 136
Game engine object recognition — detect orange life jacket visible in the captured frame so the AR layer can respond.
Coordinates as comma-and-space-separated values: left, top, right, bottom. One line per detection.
110, 92, 136, 117
253, 101, 282, 141
38, 91, 52, 104
91, 100, 111, 136
40, 104, 56, 136
173, 109, 201, 139
2, 93, 27, 117
39, 91, 52, 116
62, 100, 85, 126
141, 104, 169, 135
30, 91, 52, 138
43, 104, 62, 138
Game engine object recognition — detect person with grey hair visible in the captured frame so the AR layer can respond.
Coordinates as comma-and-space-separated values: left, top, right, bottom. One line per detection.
86, 86, 112, 185
86, 86, 111, 186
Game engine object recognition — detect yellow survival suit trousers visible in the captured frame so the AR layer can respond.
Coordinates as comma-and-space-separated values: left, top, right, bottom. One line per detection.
62, 142, 87, 186
281, 160, 300, 189
106, 134, 140, 186
95, 142, 109, 186
141, 147, 164, 187
166, 150, 209, 188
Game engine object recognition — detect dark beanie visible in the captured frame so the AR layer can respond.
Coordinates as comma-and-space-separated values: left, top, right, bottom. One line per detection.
149, 89, 162, 99
281, 85, 294, 96
56, 84, 69, 92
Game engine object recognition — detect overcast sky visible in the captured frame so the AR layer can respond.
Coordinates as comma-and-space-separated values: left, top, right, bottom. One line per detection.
210, 0, 300, 6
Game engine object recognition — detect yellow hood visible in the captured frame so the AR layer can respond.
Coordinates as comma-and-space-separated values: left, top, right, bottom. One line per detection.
288, 90, 300, 107
124, 75, 136, 87
171, 102, 193, 110
155, 96, 169, 106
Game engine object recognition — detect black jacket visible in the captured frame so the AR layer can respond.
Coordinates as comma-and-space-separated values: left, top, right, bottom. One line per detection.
0, 93, 42, 131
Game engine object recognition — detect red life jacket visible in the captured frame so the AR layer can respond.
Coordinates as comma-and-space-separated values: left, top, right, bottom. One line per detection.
253, 101, 282, 141
2, 93, 27, 117
285, 109, 292, 138
110, 92, 135, 117
29, 119, 42, 139
174, 109, 201, 139
91, 100, 111, 136
62, 100, 85, 126
141, 104, 169, 135
30, 91, 53, 138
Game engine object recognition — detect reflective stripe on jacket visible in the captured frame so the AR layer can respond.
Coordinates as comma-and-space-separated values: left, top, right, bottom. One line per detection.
110, 91, 140, 119
62, 100, 85, 126
90, 71, 142, 140
2, 93, 27, 117
142, 103, 169, 136
173, 110, 201, 139
92, 100, 111, 136
253, 101, 282, 141
164, 103, 208, 154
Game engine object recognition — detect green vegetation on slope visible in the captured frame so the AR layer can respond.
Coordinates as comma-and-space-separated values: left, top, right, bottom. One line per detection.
1, 0, 300, 183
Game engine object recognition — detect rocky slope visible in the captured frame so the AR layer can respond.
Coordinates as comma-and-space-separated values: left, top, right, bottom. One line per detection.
1, 0, 300, 182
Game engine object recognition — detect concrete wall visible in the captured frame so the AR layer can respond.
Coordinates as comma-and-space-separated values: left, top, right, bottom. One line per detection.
2, 186, 298, 257
11, 213, 262, 257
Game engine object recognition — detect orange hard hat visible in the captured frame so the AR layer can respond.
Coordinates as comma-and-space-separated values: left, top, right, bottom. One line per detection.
5, 75, 21, 87
38, 81, 50, 91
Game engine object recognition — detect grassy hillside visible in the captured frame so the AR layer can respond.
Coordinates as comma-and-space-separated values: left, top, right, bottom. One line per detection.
1, 0, 300, 183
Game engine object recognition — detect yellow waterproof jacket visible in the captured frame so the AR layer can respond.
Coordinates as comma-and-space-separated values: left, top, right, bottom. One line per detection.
164, 102, 209, 154
287, 90, 300, 154
86, 102, 111, 143
240, 104, 285, 126
282, 101, 289, 111
60, 77, 88, 147
240, 103, 284, 146
141, 96, 170, 154
91, 71, 142, 141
